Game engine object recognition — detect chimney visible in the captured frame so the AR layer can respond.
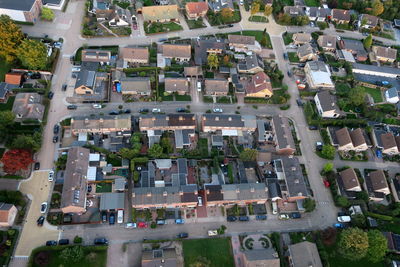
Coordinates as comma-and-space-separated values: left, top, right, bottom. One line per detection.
228, 117, 232, 121
146, 191, 152, 197
194, 191, 198, 195
291, 167, 296, 171
179, 191, 183, 196
294, 179, 299, 184
163, 191, 167, 197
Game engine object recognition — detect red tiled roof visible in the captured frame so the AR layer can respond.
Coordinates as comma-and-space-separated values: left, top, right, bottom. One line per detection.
186, 2, 208, 14
5, 73, 23, 85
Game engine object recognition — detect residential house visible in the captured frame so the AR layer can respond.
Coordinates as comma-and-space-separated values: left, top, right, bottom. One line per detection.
109, 9, 130, 27
245, 72, 273, 98
194, 38, 226, 65
119, 77, 151, 96
5, 73, 24, 86
99, 193, 125, 211
366, 170, 390, 201
338, 39, 367, 62
381, 132, 399, 155
0, 0, 42, 23
12, 93, 44, 122
306, 6, 328, 22
372, 46, 397, 63
81, 49, 111, 63
0, 203, 17, 227
201, 114, 257, 134
314, 91, 341, 118
292, 33, 312, 46
237, 54, 265, 74
288, 241, 323, 267
119, 47, 149, 67
305, 61, 334, 89
385, 87, 399, 104
228, 35, 262, 53
161, 44, 191, 62
359, 14, 379, 29
71, 114, 132, 136
339, 168, 362, 193
283, 6, 305, 17
74, 67, 108, 101
270, 115, 296, 155
335, 127, 368, 152
95, 9, 115, 22
208, 0, 234, 12
317, 35, 337, 52
384, 232, 400, 254
164, 78, 189, 95
42, 0, 66, 10
352, 63, 400, 79
184, 66, 203, 78
61, 147, 90, 214
142, 248, 179, 267
243, 249, 280, 267
297, 43, 318, 62
331, 9, 350, 24
142, 5, 179, 23
204, 79, 229, 95
0, 83, 15, 103
185, 2, 208, 19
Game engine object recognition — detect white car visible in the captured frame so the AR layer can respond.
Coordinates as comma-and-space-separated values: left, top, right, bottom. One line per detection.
197, 81, 202, 92
152, 108, 161, 113
337, 216, 351, 223
239, 0, 243, 5
125, 223, 137, 229
198, 196, 203, 206
40, 202, 48, 214
213, 108, 223, 113
48, 170, 54, 182
278, 214, 289, 220
92, 104, 102, 109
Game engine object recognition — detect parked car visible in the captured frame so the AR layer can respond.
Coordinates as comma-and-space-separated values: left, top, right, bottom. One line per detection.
283, 52, 288, 60
30, 72, 41, 79
239, 216, 249, 221
296, 99, 303, 107
124, 109, 131, 114
228, 24, 234, 27
53, 136, 58, 143
176, 108, 186, 113
156, 220, 166, 225
109, 111, 118, 115
93, 104, 102, 109
278, 214, 290, 220
117, 210, 123, 224
287, 70, 293, 77
323, 180, 330, 188
376, 150, 382, 158
208, 230, 218, 236
94, 238, 108, 245
101, 211, 107, 222
198, 196, 203, 206
213, 108, 223, 113
316, 142, 323, 151
58, 239, 69, 245
227, 216, 237, 222
308, 125, 318, 130
46, 240, 57, 246
152, 108, 161, 113
62, 84, 67, 91
239, 0, 244, 5
40, 202, 48, 214
334, 223, 345, 228
34, 162, 40, 170
109, 212, 115, 225
256, 215, 267, 220
291, 212, 301, 219
53, 124, 60, 134
47, 91, 54, 99
337, 216, 351, 223
138, 222, 148, 228
37, 216, 45, 226
197, 81, 202, 91
175, 219, 185, 224
139, 108, 149, 114
272, 201, 278, 215
298, 63, 306, 67
48, 170, 54, 182
125, 223, 137, 229
87, 185, 92, 193
177, 232, 189, 238
67, 105, 77, 110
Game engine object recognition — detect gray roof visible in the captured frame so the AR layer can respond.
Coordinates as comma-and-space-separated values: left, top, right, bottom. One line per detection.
341, 39, 365, 53
212, 135, 223, 146
202, 114, 257, 130
115, 178, 126, 191
352, 63, 400, 76
238, 54, 264, 71
387, 87, 398, 98
119, 77, 151, 93
0, 0, 36, 11
272, 115, 296, 151
75, 69, 96, 89
280, 156, 310, 198
0, 203, 14, 211
268, 182, 282, 199
208, 0, 234, 11
194, 38, 226, 65
288, 241, 322, 267
257, 120, 266, 142
244, 249, 280, 265
222, 183, 268, 201
316, 90, 339, 112
99, 193, 125, 210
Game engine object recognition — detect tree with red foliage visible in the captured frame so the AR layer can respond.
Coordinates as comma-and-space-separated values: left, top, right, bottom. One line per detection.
1, 149, 33, 174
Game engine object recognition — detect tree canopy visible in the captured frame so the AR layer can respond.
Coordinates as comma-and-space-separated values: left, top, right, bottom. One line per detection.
251, 2, 260, 15
0, 15, 24, 63
367, 230, 387, 262
10, 132, 42, 152
41, 7, 55, 21
148, 144, 163, 158
264, 5, 273, 16
220, 8, 233, 20
239, 148, 258, 161
303, 198, 316, 212
349, 86, 366, 106
17, 39, 48, 70
207, 54, 219, 70
1, 149, 34, 174
363, 34, 373, 49
321, 145, 335, 159
372, 0, 384, 16
338, 228, 369, 260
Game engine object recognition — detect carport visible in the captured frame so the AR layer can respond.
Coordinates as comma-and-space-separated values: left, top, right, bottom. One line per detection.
99, 192, 125, 211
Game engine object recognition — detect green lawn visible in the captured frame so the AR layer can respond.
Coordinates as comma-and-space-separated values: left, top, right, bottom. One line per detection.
96, 182, 112, 193
335, 23, 352, 30
230, 30, 272, 49
0, 59, 11, 82
249, 15, 267, 22
197, 138, 209, 157
144, 22, 183, 34
30, 246, 107, 267
288, 52, 299, 63
282, 32, 293, 45
363, 86, 383, 102
186, 18, 206, 29
0, 96, 15, 111
183, 238, 234, 267
175, 95, 192, 101
304, 0, 319, 6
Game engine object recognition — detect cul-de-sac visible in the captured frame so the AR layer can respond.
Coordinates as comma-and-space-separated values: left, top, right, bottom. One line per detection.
0, 0, 400, 266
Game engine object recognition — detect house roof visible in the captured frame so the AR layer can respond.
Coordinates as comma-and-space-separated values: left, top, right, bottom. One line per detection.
186, 1, 208, 14
317, 35, 337, 49
120, 47, 149, 62
5, 73, 23, 85
332, 9, 351, 21
352, 63, 400, 75
245, 72, 272, 95
222, 183, 268, 202
12, 93, 44, 121
165, 78, 189, 93
339, 168, 360, 191
316, 90, 339, 112
99, 193, 125, 210
350, 128, 366, 147
162, 44, 191, 59
336, 128, 352, 147
208, 0, 234, 11
228, 34, 255, 45
272, 115, 296, 151
205, 78, 229, 93
244, 249, 280, 266
306, 61, 333, 86
288, 241, 322, 267
280, 156, 309, 198
0, 203, 14, 223
71, 114, 132, 132
297, 43, 316, 58
372, 46, 397, 60
284, 5, 305, 16
0, 0, 36, 11
369, 170, 388, 191
205, 185, 224, 201
96, 9, 115, 20
184, 66, 203, 77
360, 14, 379, 27
142, 5, 179, 21
238, 54, 264, 72
292, 33, 312, 43
119, 77, 151, 93
202, 114, 256, 129
194, 38, 226, 65
139, 114, 196, 130
81, 49, 111, 63
381, 132, 397, 150
340, 39, 365, 53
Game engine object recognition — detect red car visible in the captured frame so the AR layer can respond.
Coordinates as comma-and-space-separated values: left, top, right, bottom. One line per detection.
323, 180, 330, 188
138, 222, 148, 228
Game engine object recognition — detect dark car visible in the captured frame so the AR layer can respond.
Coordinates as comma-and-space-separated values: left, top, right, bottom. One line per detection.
88, 185, 92, 193
124, 109, 131, 114
176, 108, 186, 113
46, 240, 57, 246
228, 24, 234, 27
31, 73, 41, 79
287, 70, 292, 77
177, 233, 189, 238
101, 211, 107, 222
291, 212, 301, 219
48, 91, 54, 99
109, 111, 119, 115
53, 136, 58, 143
34, 162, 40, 170
67, 105, 77, 110
53, 124, 60, 134
37, 216, 45, 226
109, 212, 115, 225
94, 238, 108, 245
227, 216, 237, 222
296, 99, 303, 107
308, 125, 318, 130
239, 216, 250, 221
62, 84, 67, 91
58, 239, 69, 245
256, 215, 267, 220
283, 52, 288, 60
139, 108, 149, 114
298, 63, 306, 67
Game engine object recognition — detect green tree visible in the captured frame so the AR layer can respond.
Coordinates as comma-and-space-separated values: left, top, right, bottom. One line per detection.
264, 5, 273, 16
17, 39, 48, 70
363, 34, 373, 49
251, 2, 260, 15
160, 137, 173, 154
322, 162, 334, 174
60, 246, 84, 262
349, 86, 366, 106
207, 54, 219, 70
189, 256, 211, 267
335, 195, 350, 208
41, 7, 55, 21
133, 171, 140, 182
372, 0, 384, 16
321, 145, 335, 159
295, 15, 310, 26
119, 148, 138, 159
148, 144, 163, 158
0, 15, 24, 63
0, 111, 15, 131
367, 230, 387, 262
10, 132, 42, 152
220, 8, 233, 21
278, 13, 291, 24
260, 30, 268, 47
338, 228, 369, 261
239, 148, 258, 161
352, 214, 367, 228
303, 198, 316, 212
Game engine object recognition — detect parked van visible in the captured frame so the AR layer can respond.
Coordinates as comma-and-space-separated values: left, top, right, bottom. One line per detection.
117, 210, 124, 224
272, 201, 278, 215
